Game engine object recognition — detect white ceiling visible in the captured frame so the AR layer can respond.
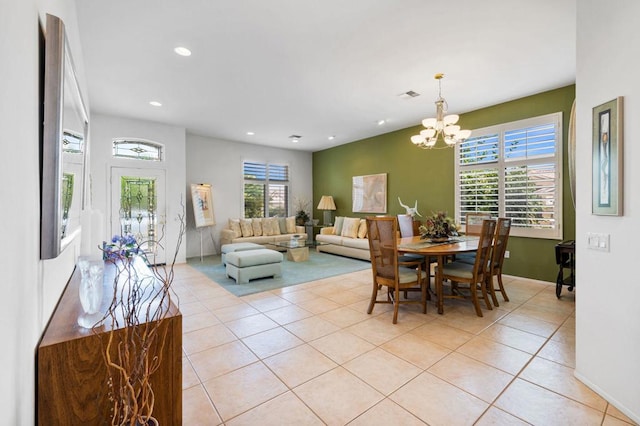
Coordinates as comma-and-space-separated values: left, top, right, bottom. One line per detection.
75, 0, 576, 152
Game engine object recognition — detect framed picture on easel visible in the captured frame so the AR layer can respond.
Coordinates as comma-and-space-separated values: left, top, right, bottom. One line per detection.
191, 183, 216, 227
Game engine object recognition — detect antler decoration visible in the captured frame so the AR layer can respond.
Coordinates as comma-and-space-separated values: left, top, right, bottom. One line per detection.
398, 197, 422, 217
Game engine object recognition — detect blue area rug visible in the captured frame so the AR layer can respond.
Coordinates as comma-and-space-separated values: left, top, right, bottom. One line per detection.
187, 250, 370, 297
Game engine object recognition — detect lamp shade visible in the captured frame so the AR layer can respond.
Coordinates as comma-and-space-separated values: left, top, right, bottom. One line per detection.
317, 195, 336, 210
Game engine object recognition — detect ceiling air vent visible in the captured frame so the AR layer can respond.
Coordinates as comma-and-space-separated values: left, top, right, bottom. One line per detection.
399, 90, 420, 99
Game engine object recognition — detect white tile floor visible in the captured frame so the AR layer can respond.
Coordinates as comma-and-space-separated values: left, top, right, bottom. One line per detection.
172, 263, 636, 425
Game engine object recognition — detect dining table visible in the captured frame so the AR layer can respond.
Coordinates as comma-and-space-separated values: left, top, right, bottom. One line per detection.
398, 235, 480, 314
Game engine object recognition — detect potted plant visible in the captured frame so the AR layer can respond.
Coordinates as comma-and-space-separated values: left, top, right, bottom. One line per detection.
95, 208, 185, 426
293, 197, 311, 226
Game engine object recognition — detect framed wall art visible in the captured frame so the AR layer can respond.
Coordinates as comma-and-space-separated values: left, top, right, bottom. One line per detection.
191, 183, 216, 227
592, 97, 623, 216
352, 173, 387, 213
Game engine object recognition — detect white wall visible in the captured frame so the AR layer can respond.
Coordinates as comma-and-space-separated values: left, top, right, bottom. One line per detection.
185, 134, 313, 258
90, 113, 187, 264
0, 0, 87, 424
575, 1, 640, 421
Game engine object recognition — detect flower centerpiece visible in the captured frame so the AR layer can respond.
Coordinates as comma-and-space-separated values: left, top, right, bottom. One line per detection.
103, 234, 142, 261
419, 211, 459, 242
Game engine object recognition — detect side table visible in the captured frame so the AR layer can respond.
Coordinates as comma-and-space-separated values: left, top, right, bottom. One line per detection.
305, 223, 328, 243
554, 240, 575, 298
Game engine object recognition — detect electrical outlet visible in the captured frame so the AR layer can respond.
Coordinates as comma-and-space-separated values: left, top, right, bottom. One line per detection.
504, 250, 510, 258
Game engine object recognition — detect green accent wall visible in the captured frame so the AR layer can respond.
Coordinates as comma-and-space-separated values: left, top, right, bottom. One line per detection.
313, 84, 576, 282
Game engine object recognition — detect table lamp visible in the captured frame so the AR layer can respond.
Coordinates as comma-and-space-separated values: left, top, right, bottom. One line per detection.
317, 195, 336, 226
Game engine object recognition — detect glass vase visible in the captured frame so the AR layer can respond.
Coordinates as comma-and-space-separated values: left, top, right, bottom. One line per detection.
77, 257, 104, 328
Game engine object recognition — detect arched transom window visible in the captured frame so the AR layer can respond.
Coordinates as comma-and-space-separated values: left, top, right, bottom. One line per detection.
112, 138, 163, 161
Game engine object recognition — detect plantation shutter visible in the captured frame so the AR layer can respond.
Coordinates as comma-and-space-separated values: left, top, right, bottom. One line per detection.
243, 161, 289, 218
503, 122, 558, 232
455, 113, 562, 239
458, 134, 499, 226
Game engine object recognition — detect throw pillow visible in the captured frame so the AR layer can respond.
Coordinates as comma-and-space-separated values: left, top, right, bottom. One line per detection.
357, 219, 368, 238
278, 217, 287, 234
240, 219, 253, 237
333, 216, 345, 235
263, 217, 280, 236
228, 219, 242, 238
251, 218, 263, 236
341, 217, 360, 239
261, 218, 274, 236
285, 216, 297, 233
271, 217, 282, 235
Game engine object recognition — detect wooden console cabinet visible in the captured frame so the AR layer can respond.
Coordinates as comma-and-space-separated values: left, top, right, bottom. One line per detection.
37, 262, 182, 425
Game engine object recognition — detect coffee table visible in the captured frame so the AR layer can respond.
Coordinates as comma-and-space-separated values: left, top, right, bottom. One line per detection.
274, 240, 327, 262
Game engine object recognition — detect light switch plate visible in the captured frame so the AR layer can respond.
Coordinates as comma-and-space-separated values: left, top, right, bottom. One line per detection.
587, 232, 610, 252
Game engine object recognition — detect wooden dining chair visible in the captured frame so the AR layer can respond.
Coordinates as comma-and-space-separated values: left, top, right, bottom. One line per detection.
456, 212, 493, 264
397, 214, 433, 268
465, 212, 492, 236
366, 217, 428, 324
397, 214, 415, 238
436, 219, 496, 317
486, 218, 512, 306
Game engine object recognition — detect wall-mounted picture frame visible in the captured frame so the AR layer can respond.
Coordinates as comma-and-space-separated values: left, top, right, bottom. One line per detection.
352, 173, 387, 213
191, 183, 216, 227
592, 97, 623, 216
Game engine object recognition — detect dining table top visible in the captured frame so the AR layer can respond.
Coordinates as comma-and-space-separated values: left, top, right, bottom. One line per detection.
397, 235, 480, 255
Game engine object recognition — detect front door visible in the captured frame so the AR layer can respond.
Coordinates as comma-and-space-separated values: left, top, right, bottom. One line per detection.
110, 167, 166, 265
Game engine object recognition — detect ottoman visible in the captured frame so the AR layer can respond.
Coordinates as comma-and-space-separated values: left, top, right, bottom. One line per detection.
221, 242, 263, 265
225, 249, 283, 284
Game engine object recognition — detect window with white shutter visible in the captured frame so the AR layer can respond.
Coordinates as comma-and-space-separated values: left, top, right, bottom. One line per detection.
243, 161, 289, 218
455, 112, 563, 239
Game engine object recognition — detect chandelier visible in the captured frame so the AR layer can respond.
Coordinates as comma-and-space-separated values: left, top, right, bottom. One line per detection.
410, 73, 471, 149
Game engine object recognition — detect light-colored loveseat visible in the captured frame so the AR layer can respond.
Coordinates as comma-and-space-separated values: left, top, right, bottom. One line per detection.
220, 216, 307, 248
315, 217, 371, 261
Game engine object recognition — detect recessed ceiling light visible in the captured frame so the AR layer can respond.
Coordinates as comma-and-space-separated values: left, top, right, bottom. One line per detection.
289, 134, 301, 143
328, 136, 335, 141
246, 131, 255, 136
377, 119, 386, 126
149, 101, 162, 107
174, 46, 192, 57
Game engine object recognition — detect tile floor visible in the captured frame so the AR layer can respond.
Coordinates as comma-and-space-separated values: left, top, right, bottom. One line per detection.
173, 263, 637, 425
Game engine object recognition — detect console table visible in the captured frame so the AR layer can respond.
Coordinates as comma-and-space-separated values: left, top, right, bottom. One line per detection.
37, 261, 182, 424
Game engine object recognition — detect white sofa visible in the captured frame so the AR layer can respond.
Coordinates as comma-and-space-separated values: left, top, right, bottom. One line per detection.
220, 216, 307, 248
315, 217, 371, 261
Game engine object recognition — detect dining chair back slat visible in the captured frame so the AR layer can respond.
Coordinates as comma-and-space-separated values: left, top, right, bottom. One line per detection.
397, 214, 416, 238
486, 218, 512, 306
465, 213, 492, 236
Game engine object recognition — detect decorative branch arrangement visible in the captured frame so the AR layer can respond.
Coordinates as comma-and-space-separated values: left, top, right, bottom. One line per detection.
95, 204, 185, 426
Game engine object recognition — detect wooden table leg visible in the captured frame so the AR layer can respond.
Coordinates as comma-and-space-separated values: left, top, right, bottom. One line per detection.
436, 255, 444, 314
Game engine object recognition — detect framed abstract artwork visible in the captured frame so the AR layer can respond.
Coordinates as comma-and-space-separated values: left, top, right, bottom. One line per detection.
352, 173, 387, 213
191, 183, 216, 227
592, 97, 623, 216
